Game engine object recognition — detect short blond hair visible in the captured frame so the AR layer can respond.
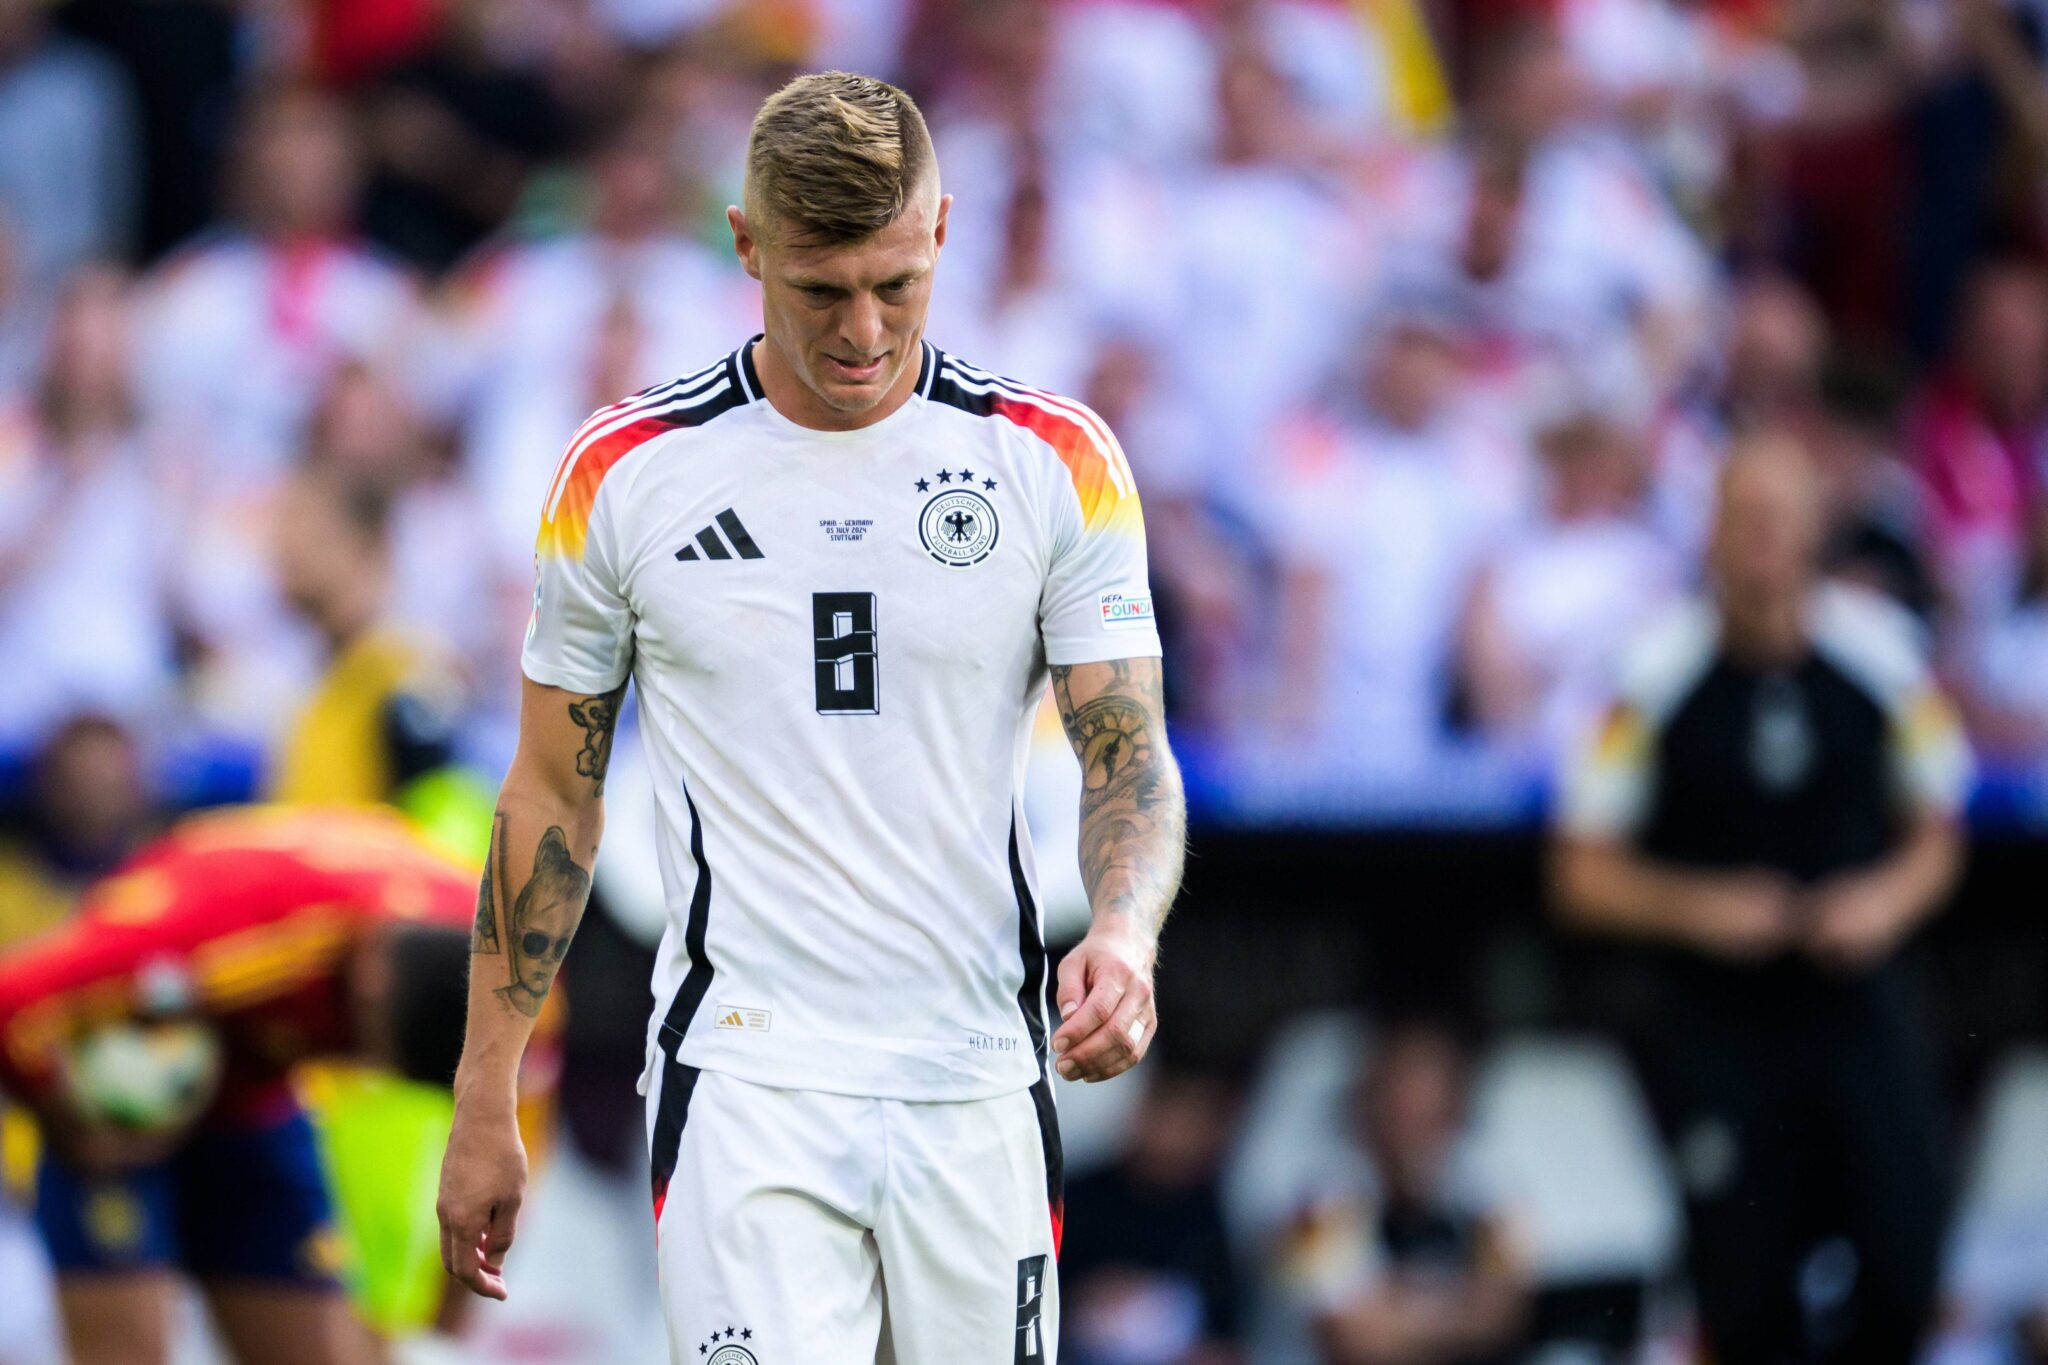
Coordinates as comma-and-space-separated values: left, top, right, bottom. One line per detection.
744, 71, 936, 246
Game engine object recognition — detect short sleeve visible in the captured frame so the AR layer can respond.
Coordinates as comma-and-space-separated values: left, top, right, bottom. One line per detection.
1891, 687, 1972, 818
1037, 423, 1163, 666
1555, 699, 1657, 840
521, 456, 635, 695
1812, 585, 1974, 820
1553, 600, 1717, 840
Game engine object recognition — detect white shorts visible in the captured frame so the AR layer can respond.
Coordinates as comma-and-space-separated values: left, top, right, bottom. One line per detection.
645, 1063, 1063, 1365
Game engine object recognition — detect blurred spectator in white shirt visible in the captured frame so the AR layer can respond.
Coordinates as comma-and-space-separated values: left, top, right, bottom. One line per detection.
0, 0, 134, 296
300, 362, 504, 689
0, 0, 136, 392
1460, 412, 1683, 752
136, 87, 426, 744
420, 112, 754, 575
134, 84, 421, 486
928, 175, 1100, 399
0, 268, 172, 749
1381, 21, 1717, 431
1278, 1019, 1532, 1365
1259, 316, 1517, 775
1168, 44, 1370, 514
1651, 272, 1831, 553
1045, 0, 1219, 173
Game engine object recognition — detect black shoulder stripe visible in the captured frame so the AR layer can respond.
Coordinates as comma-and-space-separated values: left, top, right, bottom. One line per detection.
926, 347, 999, 417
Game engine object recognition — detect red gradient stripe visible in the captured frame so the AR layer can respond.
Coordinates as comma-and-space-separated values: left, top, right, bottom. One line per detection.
538, 412, 687, 561
988, 394, 1130, 528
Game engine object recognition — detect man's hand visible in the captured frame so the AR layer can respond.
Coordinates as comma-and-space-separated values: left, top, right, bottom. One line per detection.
1678, 871, 1797, 962
1801, 871, 1918, 973
437, 1093, 528, 1301
1051, 922, 1157, 1082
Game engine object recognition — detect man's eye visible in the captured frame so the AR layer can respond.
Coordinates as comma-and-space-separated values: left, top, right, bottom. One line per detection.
880, 281, 909, 297
803, 287, 835, 302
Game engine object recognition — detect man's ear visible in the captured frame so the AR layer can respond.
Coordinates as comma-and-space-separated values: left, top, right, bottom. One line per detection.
934, 193, 952, 251
728, 205, 763, 281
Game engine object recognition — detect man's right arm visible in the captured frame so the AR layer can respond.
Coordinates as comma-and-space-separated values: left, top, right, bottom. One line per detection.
437, 673, 623, 1300
1552, 837, 1795, 962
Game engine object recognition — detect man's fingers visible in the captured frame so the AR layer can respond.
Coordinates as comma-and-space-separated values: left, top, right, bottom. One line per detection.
485, 1198, 520, 1266
1057, 984, 1153, 1081
1050, 973, 1125, 1067
438, 1205, 512, 1300
1054, 949, 1089, 1023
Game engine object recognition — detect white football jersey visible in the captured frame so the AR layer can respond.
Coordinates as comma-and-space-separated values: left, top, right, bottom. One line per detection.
523, 338, 1162, 1102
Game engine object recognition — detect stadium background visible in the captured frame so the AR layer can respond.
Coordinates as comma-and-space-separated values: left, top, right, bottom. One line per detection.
2, 0, 2048, 1360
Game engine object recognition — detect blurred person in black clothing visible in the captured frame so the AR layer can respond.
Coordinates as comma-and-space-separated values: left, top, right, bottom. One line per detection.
1554, 431, 1971, 1363
1280, 1017, 1530, 1365
357, 0, 579, 274
1061, 1065, 1244, 1365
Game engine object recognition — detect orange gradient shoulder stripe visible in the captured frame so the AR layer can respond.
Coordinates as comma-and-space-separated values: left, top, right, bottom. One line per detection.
538, 411, 688, 561
990, 395, 1132, 527
537, 363, 742, 561
944, 366, 1135, 528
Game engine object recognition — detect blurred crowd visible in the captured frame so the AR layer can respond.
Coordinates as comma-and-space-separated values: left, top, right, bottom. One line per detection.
4, 0, 2048, 1361
11, 0, 2048, 812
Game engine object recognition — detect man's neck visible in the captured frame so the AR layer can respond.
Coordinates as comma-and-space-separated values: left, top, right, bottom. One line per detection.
315, 587, 386, 658
752, 332, 923, 433
1721, 596, 1809, 669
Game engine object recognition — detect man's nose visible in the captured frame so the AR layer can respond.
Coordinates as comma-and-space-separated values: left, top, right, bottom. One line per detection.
839, 292, 884, 356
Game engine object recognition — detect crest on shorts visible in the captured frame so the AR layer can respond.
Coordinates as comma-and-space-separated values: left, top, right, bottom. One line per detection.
698, 1327, 758, 1364
912, 468, 1000, 567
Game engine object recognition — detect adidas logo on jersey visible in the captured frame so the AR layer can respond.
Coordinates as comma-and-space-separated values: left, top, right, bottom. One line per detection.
675, 509, 765, 562
713, 1005, 771, 1032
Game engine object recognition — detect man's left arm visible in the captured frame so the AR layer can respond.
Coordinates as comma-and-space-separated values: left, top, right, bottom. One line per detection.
1047, 656, 1187, 1082
1803, 811, 1963, 972
1805, 675, 1973, 972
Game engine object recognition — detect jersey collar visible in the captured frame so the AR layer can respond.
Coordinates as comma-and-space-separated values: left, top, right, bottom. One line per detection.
734, 336, 938, 424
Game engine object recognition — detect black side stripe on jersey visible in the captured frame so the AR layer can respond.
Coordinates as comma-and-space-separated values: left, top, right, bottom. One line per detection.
1008, 816, 1066, 1250
649, 779, 717, 1217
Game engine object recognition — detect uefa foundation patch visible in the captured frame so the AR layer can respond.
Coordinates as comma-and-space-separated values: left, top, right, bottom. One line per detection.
1098, 592, 1155, 631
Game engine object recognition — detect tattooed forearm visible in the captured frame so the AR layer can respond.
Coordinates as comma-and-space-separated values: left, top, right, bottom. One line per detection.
470, 813, 506, 954
567, 684, 627, 796
1051, 659, 1187, 937
491, 826, 592, 1018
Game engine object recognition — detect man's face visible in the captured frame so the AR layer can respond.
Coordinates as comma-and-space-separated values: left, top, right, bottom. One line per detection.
732, 185, 948, 425
1710, 446, 1823, 609
271, 480, 364, 623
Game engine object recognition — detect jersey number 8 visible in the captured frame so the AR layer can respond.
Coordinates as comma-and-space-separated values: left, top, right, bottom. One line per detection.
813, 592, 879, 715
